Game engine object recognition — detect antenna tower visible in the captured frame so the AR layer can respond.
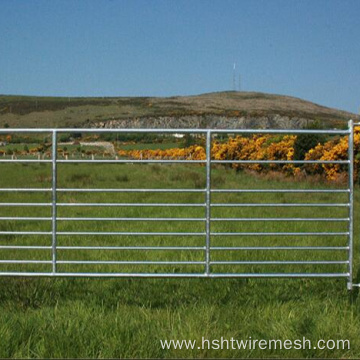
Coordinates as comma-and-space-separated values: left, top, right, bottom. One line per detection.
233, 63, 236, 91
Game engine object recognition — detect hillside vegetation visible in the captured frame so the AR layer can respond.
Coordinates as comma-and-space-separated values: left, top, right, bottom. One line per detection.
0, 91, 358, 129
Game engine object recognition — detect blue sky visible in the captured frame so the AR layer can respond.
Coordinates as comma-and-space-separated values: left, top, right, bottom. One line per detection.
1, 0, 359, 113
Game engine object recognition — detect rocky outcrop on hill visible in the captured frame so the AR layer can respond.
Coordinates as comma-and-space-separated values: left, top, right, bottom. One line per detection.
89, 114, 320, 130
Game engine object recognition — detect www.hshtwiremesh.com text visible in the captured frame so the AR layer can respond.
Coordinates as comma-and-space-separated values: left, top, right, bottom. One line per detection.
160, 337, 350, 351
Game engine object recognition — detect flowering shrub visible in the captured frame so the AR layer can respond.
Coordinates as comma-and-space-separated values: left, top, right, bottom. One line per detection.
120, 145, 206, 161
118, 128, 360, 183
119, 135, 296, 173
303, 127, 360, 181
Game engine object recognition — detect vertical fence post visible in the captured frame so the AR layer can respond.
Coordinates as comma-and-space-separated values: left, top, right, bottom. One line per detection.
205, 130, 211, 275
52, 130, 58, 274
347, 120, 354, 290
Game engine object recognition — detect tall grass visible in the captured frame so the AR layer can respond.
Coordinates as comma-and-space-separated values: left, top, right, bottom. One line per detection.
0, 163, 359, 358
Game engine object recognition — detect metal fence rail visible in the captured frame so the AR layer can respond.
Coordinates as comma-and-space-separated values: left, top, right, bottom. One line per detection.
0, 122, 356, 289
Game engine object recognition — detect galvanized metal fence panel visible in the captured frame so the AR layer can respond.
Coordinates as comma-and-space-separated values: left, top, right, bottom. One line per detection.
0, 122, 357, 289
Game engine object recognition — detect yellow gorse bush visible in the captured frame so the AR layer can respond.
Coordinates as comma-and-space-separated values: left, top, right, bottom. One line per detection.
119, 127, 360, 183
120, 145, 206, 161
304, 126, 360, 181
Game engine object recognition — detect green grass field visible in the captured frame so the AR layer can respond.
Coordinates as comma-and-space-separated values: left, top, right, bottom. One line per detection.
0, 144, 109, 156
0, 162, 359, 358
0, 141, 182, 157
119, 142, 181, 151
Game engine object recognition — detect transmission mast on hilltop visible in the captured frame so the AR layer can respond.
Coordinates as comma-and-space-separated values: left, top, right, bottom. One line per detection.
232, 63, 242, 91
233, 63, 236, 91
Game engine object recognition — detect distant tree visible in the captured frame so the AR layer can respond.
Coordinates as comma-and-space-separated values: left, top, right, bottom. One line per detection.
60, 134, 71, 142
184, 134, 196, 147
71, 132, 82, 139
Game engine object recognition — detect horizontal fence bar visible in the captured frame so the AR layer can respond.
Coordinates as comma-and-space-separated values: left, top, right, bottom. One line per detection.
0, 188, 52, 192
0, 129, 208, 134
0, 231, 348, 238
211, 260, 349, 265
211, 189, 350, 193
0, 188, 205, 193
0, 231, 341, 236
0, 128, 349, 134
57, 188, 206, 193
211, 246, 350, 251
212, 129, 350, 135
57, 159, 206, 164
0, 217, 52, 221
0, 246, 206, 251
0, 246, 52, 250
57, 231, 206, 236
51, 159, 351, 164
0, 231, 51, 235
57, 260, 205, 265
0, 159, 349, 164
211, 203, 349, 207
0, 129, 54, 133
206, 273, 350, 278
57, 217, 206, 222
57, 203, 206, 207
212, 160, 349, 164
211, 232, 349, 236
0, 272, 349, 278
58, 246, 206, 251
0, 159, 52, 163
211, 217, 350, 222
0, 246, 348, 251
0, 260, 51, 264
2, 217, 345, 222
0, 188, 348, 194
0, 203, 52, 207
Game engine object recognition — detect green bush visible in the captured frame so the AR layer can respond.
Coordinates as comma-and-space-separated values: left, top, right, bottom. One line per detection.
183, 134, 196, 147
293, 122, 327, 160
59, 134, 71, 142
294, 133, 326, 160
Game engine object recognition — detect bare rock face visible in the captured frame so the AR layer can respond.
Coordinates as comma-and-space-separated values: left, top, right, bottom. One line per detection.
89, 114, 315, 130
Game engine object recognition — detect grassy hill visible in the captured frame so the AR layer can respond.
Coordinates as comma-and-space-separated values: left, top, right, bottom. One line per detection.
0, 91, 358, 128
